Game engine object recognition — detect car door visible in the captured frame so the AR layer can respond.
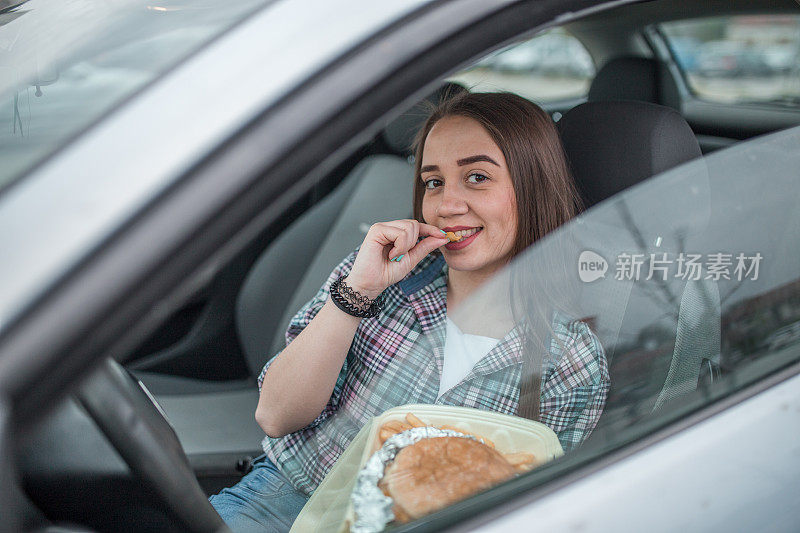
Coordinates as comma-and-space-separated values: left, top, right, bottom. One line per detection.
3, 0, 798, 531
0, 0, 618, 528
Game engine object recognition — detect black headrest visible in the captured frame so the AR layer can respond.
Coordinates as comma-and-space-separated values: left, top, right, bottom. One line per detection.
382, 81, 468, 154
588, 56, 659, 103
559, 101, 702, 209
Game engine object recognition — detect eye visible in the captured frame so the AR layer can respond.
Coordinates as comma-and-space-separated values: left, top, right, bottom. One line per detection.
424, 178, 443, 190
466, 172, 489, 184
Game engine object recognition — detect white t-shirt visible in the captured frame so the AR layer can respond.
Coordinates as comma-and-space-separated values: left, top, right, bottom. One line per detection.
437, 316, 501, 398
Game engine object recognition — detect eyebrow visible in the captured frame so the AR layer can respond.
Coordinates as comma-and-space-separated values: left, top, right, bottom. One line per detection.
420, 154, 500, 174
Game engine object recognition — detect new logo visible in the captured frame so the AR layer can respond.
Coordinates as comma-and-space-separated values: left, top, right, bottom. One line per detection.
578, 250, 608, 283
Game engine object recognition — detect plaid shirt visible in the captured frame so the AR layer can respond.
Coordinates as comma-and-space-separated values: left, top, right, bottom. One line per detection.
258, 251, 609, 495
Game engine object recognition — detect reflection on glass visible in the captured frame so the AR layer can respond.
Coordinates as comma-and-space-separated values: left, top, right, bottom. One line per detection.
0, 0, 270, 191
307, 125, 799, 530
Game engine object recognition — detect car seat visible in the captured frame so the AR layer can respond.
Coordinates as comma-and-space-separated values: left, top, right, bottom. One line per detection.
588, 55, 680, 109
133, 82, 466, 463
653, 278, 721, 411
588, 55, 731, 156
558, 100, 701, 209
557, 100, 709, 415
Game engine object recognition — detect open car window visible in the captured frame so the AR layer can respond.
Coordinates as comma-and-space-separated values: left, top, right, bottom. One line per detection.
659, 14, 800, 106
448, 28, 595, 103
294, 124, 800, 530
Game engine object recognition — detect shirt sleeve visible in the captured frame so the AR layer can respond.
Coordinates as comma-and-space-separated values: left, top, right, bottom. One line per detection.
539, 318, 610, 452
256, 250, 358, 429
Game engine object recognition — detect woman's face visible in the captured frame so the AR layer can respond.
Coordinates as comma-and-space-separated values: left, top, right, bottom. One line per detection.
420, 115, 518, 276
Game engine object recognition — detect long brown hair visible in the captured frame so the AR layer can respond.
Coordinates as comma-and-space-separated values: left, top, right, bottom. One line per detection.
411, 92, 583, 420
412, 92, 580, 257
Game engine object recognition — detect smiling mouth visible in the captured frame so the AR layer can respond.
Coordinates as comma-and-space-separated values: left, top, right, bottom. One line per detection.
445, 227, 482, 242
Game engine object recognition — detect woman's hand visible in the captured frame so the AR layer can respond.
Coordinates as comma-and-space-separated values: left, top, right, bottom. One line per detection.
259, 220, 446, 436
345, 219, 449, 298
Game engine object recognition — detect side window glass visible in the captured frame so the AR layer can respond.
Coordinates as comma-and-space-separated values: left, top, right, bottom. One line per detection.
660, 15, 800, 106
448, 28, 595, 102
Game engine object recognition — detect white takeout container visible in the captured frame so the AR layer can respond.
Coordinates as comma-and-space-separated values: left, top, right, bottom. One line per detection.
290, 404, 564, 533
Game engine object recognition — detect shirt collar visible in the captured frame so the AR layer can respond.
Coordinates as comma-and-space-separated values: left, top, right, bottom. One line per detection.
469, 327, 523, 376
398, 253, 447, 296
397, 254, 524, 378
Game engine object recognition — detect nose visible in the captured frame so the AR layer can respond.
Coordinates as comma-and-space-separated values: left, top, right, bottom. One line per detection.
436, 184, 469, 218
435, 182, 469, 218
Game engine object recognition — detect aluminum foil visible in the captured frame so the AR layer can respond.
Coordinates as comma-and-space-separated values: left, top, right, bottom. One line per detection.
350, 426, 479, 533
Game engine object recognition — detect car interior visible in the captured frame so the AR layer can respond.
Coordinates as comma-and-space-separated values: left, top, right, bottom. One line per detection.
13, 0, 800, 531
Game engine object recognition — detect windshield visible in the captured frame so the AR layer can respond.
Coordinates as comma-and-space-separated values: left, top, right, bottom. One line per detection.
0, 0, 272, 193
288, 125, 800, 530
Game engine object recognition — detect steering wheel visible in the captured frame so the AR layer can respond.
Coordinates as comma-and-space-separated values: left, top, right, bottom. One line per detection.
75, 358, 228, 533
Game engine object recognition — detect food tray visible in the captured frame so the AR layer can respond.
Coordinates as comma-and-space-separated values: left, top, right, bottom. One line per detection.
290, 404, 563, 532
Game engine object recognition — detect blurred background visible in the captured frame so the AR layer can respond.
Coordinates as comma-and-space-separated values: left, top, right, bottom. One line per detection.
451, 15, 800, 106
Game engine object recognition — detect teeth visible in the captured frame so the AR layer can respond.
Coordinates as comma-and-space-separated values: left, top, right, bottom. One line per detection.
446, 228, 481, 241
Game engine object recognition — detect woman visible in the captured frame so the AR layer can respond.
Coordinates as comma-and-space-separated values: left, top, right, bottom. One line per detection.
210, 92, 610, 532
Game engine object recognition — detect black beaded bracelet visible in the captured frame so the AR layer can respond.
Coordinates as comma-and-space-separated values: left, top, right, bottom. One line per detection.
330, 276, 384, 318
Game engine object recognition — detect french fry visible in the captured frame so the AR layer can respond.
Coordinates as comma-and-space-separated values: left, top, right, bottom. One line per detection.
378, 419, 414, 447
379, 428, 395, 444
405, 413, 426, 428
503, 452, 537, 467
382, 420, 406, 433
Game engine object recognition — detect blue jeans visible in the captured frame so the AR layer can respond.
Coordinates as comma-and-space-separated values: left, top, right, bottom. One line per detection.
209, 455, 309, 533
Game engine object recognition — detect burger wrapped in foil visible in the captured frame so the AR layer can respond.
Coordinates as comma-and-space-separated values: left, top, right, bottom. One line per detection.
350, 426, 516, 532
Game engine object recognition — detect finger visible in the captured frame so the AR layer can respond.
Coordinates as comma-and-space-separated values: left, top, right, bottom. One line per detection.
366, 224, 408, 258
388, 231, 417, 262
403, 234, 449, 265
407, 220, 421, 248
368, 222, 405, 243
383, 220, 419, 259
383, 219, 420, 239
417, 222, 449, 240
381, 221, 444, 261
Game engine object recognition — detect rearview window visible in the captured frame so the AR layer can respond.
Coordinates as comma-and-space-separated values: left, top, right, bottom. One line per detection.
660, 15, 800, 106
